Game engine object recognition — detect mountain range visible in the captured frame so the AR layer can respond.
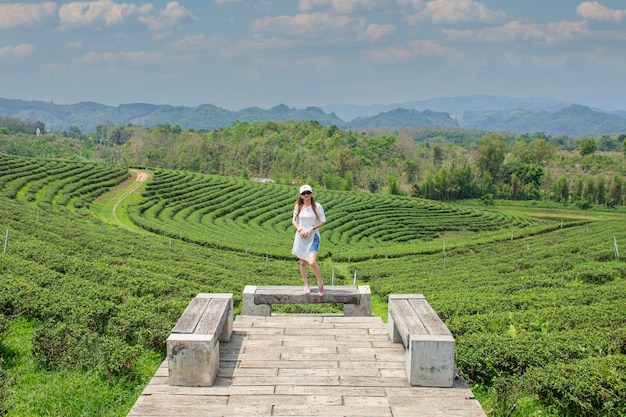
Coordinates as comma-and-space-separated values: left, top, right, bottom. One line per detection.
2, 95, 626, 136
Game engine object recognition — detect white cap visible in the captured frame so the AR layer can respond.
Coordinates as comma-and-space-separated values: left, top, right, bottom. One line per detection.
299, 184, 312, 194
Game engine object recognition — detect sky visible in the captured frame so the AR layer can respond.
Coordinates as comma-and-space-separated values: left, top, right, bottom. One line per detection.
1, 0, 626, 111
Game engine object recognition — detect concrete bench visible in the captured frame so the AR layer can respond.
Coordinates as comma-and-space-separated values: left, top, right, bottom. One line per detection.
242, 285, 371, 316
166, 293, 233, 386
388, 294, 455, 387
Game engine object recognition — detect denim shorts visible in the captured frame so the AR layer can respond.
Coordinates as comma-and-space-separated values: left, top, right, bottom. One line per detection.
309, 233, 320, 252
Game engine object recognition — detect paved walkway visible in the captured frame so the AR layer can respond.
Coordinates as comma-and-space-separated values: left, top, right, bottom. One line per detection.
128, 315, 486, 417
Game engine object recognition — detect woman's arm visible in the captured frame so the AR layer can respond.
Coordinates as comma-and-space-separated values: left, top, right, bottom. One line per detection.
311, 221, 326, 232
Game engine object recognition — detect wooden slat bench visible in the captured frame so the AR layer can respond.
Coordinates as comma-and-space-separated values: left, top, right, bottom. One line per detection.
166, 293, 233, 386
388, 294, 455, 387
242, 285, 371, 316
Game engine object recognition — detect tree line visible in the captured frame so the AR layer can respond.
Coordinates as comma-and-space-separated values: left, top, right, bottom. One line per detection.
0, 116, 45, 135
2, 118, 626, 207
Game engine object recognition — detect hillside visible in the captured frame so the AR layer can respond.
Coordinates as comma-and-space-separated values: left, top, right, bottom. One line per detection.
129, 168, 554, 260
0, 98, 344, 132
323, 95, 568, 121
0, 155, 625, 416
2, 96, 626, 136
346, 108, 458, 129
461, 104, 626, 136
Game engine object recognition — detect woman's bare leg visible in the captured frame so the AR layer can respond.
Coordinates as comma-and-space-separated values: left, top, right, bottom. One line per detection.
299, 258, 309, 287
308, 251, 323, 287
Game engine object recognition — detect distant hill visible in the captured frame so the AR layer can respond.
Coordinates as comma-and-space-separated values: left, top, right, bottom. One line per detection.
323, 95, 568, 121
1, 96, 626, 136
0, 99, 344, 132
460, 105, 626, 136
347, 108, 458, 129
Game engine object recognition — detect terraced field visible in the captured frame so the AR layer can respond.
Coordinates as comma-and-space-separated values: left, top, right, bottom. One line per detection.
0, 154, 129, 210
2, 154, 624, 417
128, 168, 559, 260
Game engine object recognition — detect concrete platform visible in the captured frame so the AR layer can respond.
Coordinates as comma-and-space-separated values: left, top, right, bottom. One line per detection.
128, 315, 487, 417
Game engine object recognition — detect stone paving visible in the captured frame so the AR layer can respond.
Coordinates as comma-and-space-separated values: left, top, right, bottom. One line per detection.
128, 315, 487, 417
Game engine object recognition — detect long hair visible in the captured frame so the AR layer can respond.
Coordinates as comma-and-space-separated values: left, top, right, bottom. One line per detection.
294, 195, 319, 222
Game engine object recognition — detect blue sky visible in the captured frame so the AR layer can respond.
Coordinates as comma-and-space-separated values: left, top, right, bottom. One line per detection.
1, 0, 626, 110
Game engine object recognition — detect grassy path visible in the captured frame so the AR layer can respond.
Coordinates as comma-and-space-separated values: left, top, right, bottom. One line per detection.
93, 168, 152, 232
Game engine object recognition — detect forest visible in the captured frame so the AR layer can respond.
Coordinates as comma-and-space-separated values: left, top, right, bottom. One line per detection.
2, 117, 626, 209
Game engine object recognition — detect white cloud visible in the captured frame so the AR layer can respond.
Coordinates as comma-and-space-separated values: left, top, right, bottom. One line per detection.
543, 20, 588, 43
138, 1, 196, 32
239, 35, 298, 51
363, 39, 447, 62
417, 0, 507, 24
74, 50, 164, 65
167, 34, 237, 58
363, 46, 413, 62
167, 34, 215, 51
0, 43, 36, 59
298, 0, 328, 11
576, 1, 626, 22
0, 2, 57, 29
299, 0, 394, 13
254, 12, 392, 43
361, 23, 395, 41
396, 0, 423, 9
407, 39, 447, 55
166, 34, 299, 61
58, 0, 153, 28
253, 13, 364, 38
443, 20, 587, 45
57, 1, 194, 33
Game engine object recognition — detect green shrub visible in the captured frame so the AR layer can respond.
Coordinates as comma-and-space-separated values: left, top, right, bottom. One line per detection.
0, 313, 9, 336
32, 322, 99, 371
106, 298, 177, 353
571, 262, 625, 285
576, 199, 593, 210
456, 330, 624, 384
528, 355, 626, 417
32, 322, 144, 379
99, 336, 142, 379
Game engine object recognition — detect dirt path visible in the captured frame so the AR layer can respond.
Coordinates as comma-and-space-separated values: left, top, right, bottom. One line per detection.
111, 169, 151, 231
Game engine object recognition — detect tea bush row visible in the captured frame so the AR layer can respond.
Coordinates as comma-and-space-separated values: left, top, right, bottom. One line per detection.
129, 169, 557, 260
2, 155, 624, 416
0, 155, 128, 209
0, 196, 303, 390
354, 214, 625, 416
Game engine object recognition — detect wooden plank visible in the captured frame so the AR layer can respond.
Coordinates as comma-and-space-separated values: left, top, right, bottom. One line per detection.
238, 359, 338, 369
128, 401, 272, 417
232, 375, 339, 386
277, 367, 380, 377
389, 299, 426, 347
227, 394, 342, 406
194, 298, 229, 335
408, 298, 452, 336
171, 297, 209, 334
141, 384, 275, 396
284, 327, 368, 336
275, 385, 386, 396
272, 404, 393, 416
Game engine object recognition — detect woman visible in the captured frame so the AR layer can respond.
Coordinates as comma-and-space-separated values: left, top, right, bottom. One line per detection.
292, 184, 326, 295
